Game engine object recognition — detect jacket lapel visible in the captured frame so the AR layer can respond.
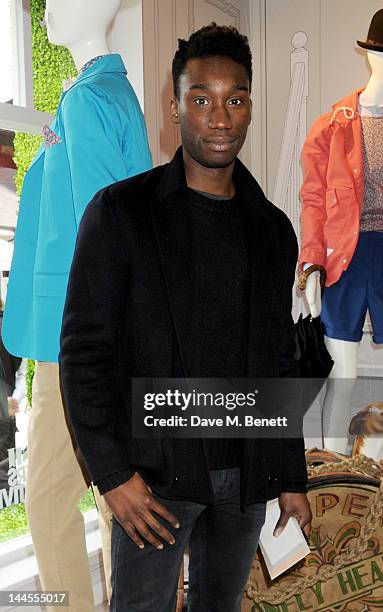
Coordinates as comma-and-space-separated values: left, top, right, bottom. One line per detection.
236, 167, 279, 506
234, 162, 276, 377
151, 150, 195, 377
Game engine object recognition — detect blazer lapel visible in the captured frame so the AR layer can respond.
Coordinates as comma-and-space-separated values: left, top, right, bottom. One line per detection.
236, 165, 277, 377
237, 169, 279, 504
150, 194, 194, 377
151, 150, 195, 377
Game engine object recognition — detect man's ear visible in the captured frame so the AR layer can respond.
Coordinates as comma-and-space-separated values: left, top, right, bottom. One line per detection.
170, 98, 180, 124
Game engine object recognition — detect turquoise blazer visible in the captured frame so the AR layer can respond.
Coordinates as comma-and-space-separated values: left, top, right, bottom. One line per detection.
3, 54, 152, 362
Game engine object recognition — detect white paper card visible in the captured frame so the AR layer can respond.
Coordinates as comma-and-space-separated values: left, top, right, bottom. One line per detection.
259, 498, 310, 580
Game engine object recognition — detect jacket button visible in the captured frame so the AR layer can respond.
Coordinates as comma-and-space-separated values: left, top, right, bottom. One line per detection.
268, 475, 278, 483
342, 258, 347, 263
353, 168, 358, 174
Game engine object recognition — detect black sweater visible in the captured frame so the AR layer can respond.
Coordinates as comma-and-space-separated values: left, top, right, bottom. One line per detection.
189, 189, 248, 469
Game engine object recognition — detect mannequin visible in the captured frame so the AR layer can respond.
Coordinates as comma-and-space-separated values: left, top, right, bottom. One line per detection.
300, 31, 383, 454
3, 1, 152, 611
45, 7, 121, 602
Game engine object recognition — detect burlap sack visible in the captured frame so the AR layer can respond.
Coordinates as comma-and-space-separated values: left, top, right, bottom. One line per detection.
242, 450, 383, 612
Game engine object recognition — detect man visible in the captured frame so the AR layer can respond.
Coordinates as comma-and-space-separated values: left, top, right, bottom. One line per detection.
60, 23, 311, 612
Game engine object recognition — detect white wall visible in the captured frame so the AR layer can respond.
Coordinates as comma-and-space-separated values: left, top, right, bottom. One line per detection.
142, 0, 250, 166
263, 0, 383, 196
108, 0, 144, 111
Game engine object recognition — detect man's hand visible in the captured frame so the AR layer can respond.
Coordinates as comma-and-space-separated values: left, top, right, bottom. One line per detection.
273, 492, 312, 539
104, 472, 180, 550
7, 397, 20, 416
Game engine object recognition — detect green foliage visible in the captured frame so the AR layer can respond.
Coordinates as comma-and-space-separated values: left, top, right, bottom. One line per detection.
25, 359, 35, 407
78, 489, 97, 514
13, 133, 42, 195
14, 0, 77, 195
0, 490, 96, 543
31, 0, 76, 113
0, 503, 29, 542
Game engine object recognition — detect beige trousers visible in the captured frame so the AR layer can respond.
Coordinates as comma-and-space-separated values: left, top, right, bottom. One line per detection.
92, 485, 113, 602
26, 362, 112, 611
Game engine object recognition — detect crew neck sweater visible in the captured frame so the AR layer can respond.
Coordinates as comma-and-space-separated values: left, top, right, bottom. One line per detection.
360, 116, 383, 232
186, 187, 249, 469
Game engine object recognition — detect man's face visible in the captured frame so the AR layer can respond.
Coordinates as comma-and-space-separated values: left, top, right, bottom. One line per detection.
171, 56, 252, 169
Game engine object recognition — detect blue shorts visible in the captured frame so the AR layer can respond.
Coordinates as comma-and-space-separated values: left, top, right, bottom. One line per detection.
321, 231, 383, 344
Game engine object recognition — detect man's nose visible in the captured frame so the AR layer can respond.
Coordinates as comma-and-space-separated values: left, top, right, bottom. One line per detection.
208, 102, 232, 129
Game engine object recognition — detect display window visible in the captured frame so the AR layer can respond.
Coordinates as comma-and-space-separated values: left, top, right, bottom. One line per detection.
0, 0, 97, 558
0, 127, 24, 541
0, 126, 95, 547
0, 0, 33, 110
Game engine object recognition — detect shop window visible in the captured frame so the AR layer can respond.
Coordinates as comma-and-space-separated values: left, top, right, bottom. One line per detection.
0, 126, 26, 542
0, 0, 34, 109
0, 128, 95, 545
0, 1, 17, 105
0, 0, 94, 550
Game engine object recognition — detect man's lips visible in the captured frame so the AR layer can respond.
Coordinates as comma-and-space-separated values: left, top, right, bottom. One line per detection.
203, 138, 238, 152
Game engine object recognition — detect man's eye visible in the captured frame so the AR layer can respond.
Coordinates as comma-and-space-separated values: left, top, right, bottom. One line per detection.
195, 98, 209, 105
228, 98, 242, 106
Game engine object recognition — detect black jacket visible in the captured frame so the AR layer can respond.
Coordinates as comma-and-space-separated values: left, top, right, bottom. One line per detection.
60, 147, 307, 510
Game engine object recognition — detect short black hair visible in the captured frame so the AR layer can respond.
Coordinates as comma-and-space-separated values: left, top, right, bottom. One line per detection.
172, 23, 252, 100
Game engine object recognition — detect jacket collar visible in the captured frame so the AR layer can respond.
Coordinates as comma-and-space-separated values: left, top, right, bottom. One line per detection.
156, 145, 266, 202
65, 53, 127, 94
332, 87, 365, 113
329, 87, 366, 125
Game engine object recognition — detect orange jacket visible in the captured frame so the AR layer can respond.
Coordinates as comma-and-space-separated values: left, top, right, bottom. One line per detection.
299, 88, 365, 286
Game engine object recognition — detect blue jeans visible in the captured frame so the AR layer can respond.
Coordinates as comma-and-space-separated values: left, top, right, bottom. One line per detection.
110, 467, 266, 612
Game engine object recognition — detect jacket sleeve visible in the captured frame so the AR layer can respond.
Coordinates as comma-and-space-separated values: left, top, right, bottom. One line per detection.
278, 221, 308, 493
59, 188, 136, 493
62, 84, 132, 229
299, 114, 332, 271
277, 220, 299, 379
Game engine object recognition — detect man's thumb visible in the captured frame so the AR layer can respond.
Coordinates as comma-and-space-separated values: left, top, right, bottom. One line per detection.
273, 511, 289, 537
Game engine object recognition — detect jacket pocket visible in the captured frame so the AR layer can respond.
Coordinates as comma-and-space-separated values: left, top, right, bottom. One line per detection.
326, 188, 338, 208
325, 186, 354, 229
326, 186, 354, 207
34, 273, 69, 297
